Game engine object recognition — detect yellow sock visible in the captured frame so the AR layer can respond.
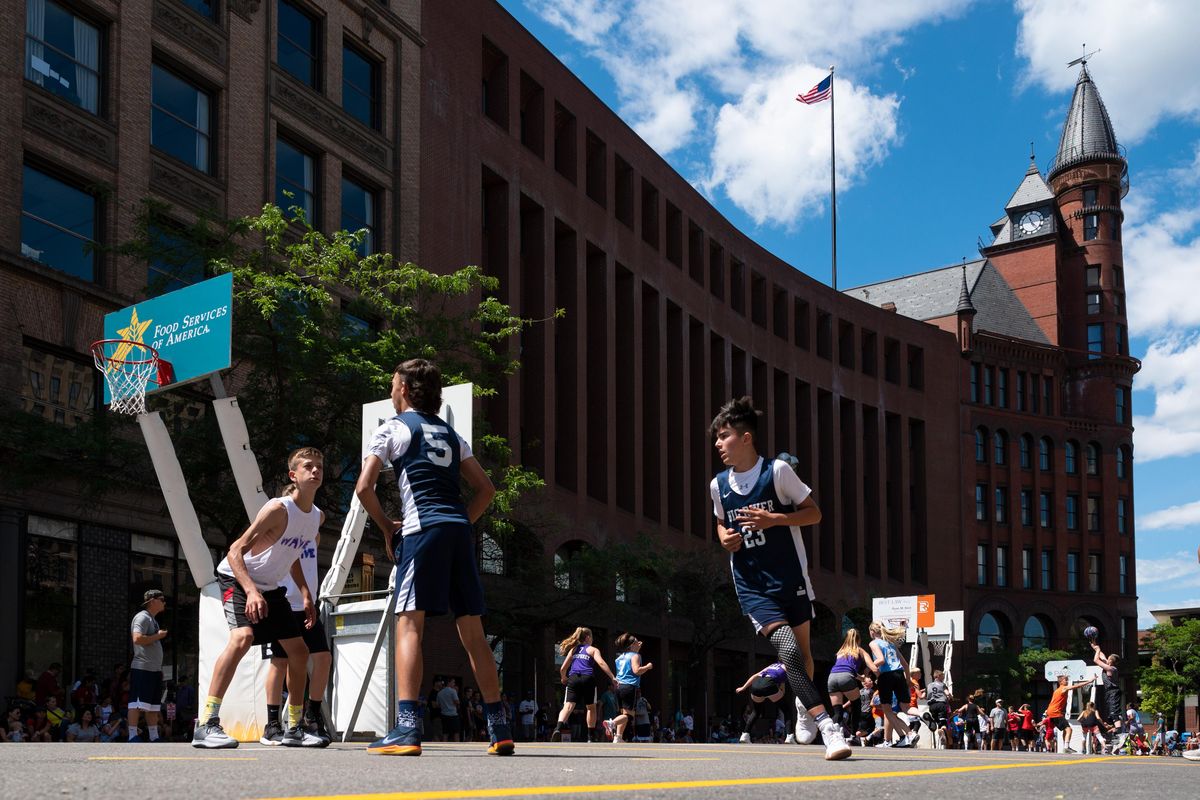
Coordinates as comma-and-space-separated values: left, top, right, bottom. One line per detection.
203, 696, 222, 722
287, 704, 304, 729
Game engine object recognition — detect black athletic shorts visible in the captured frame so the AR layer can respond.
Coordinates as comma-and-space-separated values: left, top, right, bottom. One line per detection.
928, 701, 948, 726
564, 673, 600, 705
616, 684, 638, 712
128, 668, 163, 711
990, 728, 1007, 741
1049, 716, 1070, 732
1102, 689, 1122, 724
261, 613, 330, 659
876, 670, 909, 708
442, 714, 462, 735
218, 573, 304, 646
751, 676, 783, 698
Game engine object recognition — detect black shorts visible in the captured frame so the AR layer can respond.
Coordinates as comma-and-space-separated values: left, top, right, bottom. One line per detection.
990, 728, 1007, 741
128, 668, 162, 711
261, 613, 330, 659
751, 676, 783, 698
1020, 729, 1036, 741
393, 523, 486, 617
616, 684, 638, 712
441, 714, 461, 735
218, 574, 304, 646
1049, 716, 1070, 732
1102, 689, 1122, 723
964, 720, 980, 734
564, 673, 599, 705
876, 670, 909, 708
928, 701, 948, 725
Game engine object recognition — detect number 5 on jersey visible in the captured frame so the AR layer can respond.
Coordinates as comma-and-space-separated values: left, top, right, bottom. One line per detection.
421, 424, 453, 466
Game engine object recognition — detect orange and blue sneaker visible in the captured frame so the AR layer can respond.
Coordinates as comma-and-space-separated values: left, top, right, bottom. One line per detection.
487, 722, 515, 756
367, 722, 421, 756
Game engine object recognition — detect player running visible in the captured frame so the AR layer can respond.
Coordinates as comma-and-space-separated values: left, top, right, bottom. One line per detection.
604, 633, 652, 743
550, 627, 616, 742
356, 359, 513, 756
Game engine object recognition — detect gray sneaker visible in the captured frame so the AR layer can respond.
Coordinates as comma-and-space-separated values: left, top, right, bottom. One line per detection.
192, 718, 238, 749
259, 720, 284, 746
281, 725, 323, 747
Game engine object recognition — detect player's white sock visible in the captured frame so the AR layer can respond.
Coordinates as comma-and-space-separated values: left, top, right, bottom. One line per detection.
148, 725, 159, 740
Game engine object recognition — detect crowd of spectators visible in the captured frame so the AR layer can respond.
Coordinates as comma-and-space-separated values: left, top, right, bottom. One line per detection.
3, 662, 196, 744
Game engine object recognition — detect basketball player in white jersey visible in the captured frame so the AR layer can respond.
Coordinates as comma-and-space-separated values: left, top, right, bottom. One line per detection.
259, 492, 331, 747
192, 448, 323, 749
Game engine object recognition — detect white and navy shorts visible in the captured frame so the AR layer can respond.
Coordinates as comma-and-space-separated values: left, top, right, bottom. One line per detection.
128, 668, 162, 712
393, 523, 486, 617
739, 588, 814, 634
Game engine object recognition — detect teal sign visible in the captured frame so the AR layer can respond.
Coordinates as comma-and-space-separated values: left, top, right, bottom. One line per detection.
102, 272, 232, 397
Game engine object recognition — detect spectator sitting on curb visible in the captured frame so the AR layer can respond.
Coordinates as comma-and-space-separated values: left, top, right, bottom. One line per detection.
67, 708, 101, 742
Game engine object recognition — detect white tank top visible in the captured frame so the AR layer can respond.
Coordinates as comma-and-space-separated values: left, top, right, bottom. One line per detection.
217, 496, 321, 592
281, 523, 320, 612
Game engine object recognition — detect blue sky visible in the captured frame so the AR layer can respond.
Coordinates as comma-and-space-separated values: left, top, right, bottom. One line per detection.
498, 0, 1200, 627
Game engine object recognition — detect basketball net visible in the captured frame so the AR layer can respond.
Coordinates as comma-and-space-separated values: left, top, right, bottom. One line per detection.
91, 339, 161, 416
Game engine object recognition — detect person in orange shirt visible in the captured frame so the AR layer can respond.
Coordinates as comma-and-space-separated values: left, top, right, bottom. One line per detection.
1046, 673, 1095, 753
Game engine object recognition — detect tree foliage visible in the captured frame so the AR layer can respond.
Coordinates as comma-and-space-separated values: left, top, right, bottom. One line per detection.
1138, 619, 1200, 727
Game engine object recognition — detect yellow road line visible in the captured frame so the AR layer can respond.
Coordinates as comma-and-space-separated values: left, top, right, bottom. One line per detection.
253, 756, 1119, 800
89, 756, 259, 762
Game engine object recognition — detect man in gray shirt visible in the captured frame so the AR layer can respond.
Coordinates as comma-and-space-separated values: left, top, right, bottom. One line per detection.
437, 678, 461, 742
128, 589, 168, 742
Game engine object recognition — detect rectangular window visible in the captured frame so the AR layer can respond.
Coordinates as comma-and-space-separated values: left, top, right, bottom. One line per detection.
1020, 489, 1033, 526
1083, 187, 1097, 206
1116, 324, 1128, 356
1016, 371, 1026, 411
21, 164, 98, 282
343, 43, 380, 129
1066, 494, 1079, 530
1039, 491, 1052, 528
151, 64, 212, 173
1067, 552, 1079, 592
998, 368, 1008, 408
1041, 549, 1053, 590
1084, 213, 1099, 241
481, 38, 508, 129
984, 366, 994, 405
970, 363, 979, 403
586, 130, 607, 207
1117, 497, 1128, 534
519, 71, 544, 157
554, 102, 577, 183
996, 545, 1009, 588
614, 154, 633, 228
1031, 374, 1040, 413
25, 0, 101, 115
1043, 378, 1053, 415
1087, 291, 1102, 314
1086, 265, 1101, 287
180, 0, 215, 19
1088, 553, 1100, 592
907, 345, 924, 390
1022, 547, 1033, 589
1119, 554, 1127, 593
1087, 496, 1101, 532
24, 521, 79, 679
275, 137, 316, 221
340, 176, 375, 255
975, 483, 987, 522
278, 0, 320, 89
977, 544, 988, 586
146, 223, 205, 295
994, 486, 1008, 524
1116, 387, 1129, 424
1087, 324, 1103, 359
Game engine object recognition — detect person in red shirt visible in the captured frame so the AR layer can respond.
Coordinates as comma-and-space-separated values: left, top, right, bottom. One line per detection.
1046, 674, 1096, 754
1006, 705, 1021, 750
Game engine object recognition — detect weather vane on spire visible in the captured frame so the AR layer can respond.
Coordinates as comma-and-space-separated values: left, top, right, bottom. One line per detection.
1067, 43, 1100, 68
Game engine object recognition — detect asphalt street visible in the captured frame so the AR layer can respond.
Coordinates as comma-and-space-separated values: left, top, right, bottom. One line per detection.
0, 740, 1194, 800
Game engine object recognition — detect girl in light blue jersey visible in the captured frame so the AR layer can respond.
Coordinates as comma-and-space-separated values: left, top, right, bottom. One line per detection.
604, 633, 653, 743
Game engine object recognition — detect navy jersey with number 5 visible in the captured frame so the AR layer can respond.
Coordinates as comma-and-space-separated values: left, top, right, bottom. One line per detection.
367, 410, 473, 536
710, 457, 815, 603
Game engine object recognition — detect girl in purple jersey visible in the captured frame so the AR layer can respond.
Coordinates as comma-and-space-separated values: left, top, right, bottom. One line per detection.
827, 629, 876, 738
735, 662, 790, 743
550, 627, 616, 742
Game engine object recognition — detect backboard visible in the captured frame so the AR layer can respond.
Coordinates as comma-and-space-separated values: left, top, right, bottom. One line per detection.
101, 272, 232, 401
360, 382, 474, 460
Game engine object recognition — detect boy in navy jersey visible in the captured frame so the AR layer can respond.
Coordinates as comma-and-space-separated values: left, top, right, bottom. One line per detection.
355, 358, 513, 756
709, 397, 850, 760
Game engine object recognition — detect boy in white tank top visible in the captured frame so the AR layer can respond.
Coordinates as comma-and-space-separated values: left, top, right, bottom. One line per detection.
192, 448, 324, 749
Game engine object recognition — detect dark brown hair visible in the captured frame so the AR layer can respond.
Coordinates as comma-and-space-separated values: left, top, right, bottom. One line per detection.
615, 632, 638, 651
709, 396, 759, 440
395, 358, 443, 413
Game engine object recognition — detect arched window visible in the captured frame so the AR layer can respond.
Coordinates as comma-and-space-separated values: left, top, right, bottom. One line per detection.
1020, 434, 1033, 469
1039, 437, 1053, 471
1116, 445, 1130, 480
975, 427, 988, 463
978, 612, 1007, 654
1086, 442, 1101, 476
1022, 615, 1051, 650
1065, 441, 1078, 475
993, 430, 1007, 465
553, 541, 590, 592
478, 531, 505, 575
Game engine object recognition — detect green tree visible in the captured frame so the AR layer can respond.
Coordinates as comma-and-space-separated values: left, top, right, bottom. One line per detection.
1138, 619, 1200, 729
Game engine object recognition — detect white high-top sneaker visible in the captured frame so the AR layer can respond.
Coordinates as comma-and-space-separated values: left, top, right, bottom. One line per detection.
794, 698, 818, 744
820, 720, 852, 761
738, 732, 751, 744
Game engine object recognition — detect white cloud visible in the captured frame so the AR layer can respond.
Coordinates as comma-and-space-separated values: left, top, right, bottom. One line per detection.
1123, 190, 1200, 335
704, 66, 900, 226
1132, 332, 1200, 461
1140, 499, 1200, 531
1135, 551, 1200, 588
1014, 0, 1200, 143
527, 0, 971, 220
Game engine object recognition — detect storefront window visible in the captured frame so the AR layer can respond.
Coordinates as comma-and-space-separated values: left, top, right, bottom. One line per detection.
24, 516, 79, 676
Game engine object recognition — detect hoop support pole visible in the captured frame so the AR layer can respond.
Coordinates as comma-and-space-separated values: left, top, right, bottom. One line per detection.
212, 397, 270, 522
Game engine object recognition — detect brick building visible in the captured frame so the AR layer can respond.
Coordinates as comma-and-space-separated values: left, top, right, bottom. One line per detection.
2, 0, 1138, 724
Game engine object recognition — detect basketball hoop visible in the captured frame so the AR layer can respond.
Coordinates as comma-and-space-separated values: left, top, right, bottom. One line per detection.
930, 639, 949, 656
91, 339, 172, 416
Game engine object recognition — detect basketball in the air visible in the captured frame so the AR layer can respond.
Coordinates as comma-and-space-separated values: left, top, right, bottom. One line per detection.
1083, 625, 1099, 642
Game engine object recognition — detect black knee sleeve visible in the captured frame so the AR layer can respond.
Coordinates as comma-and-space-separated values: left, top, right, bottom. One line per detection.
768, 626, 823, 711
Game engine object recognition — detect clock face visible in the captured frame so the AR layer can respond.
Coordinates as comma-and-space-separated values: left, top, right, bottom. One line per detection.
1018, 209, 1046, 235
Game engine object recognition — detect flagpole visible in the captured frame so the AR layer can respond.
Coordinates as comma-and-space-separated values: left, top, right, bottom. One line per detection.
829, 65, 837, 291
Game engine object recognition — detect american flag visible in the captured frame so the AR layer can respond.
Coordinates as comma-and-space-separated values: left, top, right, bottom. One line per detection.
796, 75, 832, 105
